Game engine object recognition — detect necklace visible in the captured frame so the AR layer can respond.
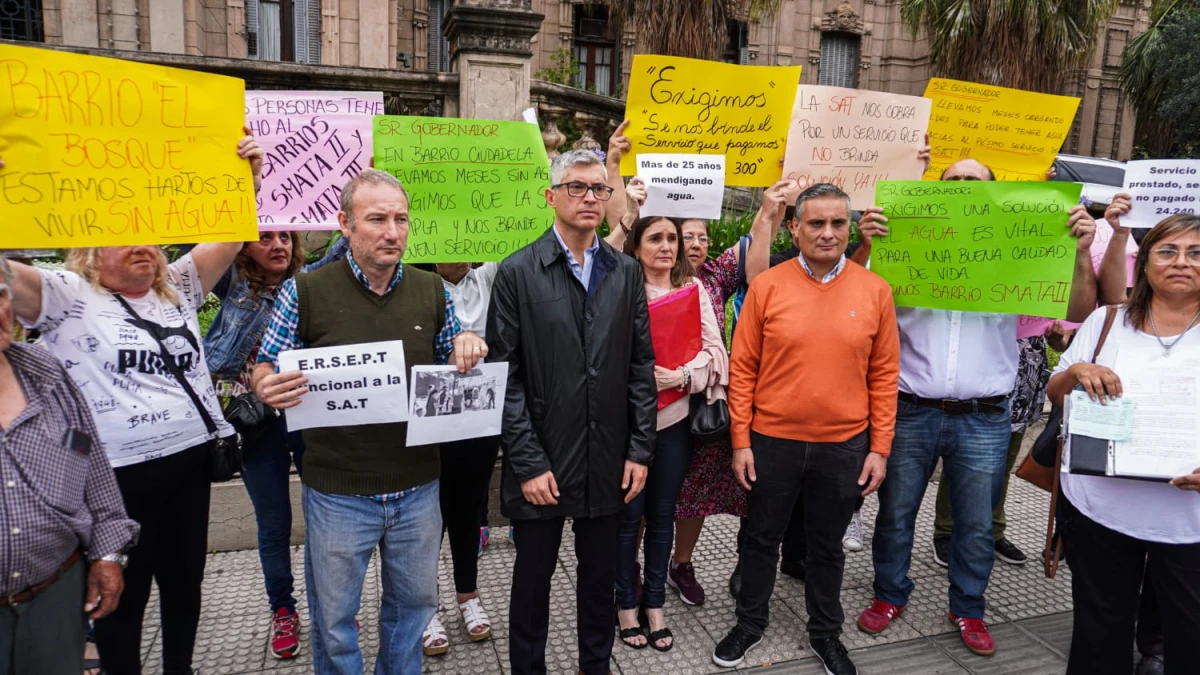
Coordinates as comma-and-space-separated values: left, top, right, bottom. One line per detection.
1148, 306, 1200, 356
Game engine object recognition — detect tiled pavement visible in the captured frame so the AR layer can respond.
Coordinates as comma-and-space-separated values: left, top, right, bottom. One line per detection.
144, 463, 1083, 674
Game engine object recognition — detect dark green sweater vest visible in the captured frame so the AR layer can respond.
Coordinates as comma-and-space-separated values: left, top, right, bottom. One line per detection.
295, 258, 444, 495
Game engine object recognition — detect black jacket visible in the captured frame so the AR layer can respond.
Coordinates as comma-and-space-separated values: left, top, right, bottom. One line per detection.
486, 228, 657, 521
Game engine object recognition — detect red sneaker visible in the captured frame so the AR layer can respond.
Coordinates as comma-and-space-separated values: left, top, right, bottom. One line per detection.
948, 611, 995, 656
857, 598, 906, 634
270, 607, 301, 659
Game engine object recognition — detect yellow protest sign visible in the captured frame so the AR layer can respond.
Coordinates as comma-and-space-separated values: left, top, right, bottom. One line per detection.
922, 78, 1080, 182
621, 55, 801, 188
0, 44, 257, 249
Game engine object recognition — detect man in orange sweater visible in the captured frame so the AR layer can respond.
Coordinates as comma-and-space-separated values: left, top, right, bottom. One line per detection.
712, 184, 900, 675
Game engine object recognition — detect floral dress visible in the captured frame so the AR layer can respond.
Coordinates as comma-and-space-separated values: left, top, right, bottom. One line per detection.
1008, 336, 1050, 434
675, 246, 748, 519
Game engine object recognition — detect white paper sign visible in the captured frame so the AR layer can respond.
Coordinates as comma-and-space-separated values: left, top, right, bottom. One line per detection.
638, 154, 725, 219
1122, 159, 1200, 228
522, 107, 538, 125
406, 363, 508, 446
277, 340, 409, 431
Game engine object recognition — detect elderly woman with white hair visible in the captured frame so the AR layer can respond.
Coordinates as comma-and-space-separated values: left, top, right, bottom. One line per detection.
4, 132, 263, 675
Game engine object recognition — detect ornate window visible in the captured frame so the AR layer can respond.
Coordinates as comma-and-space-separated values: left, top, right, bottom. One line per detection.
246, 0, 321, 63
819, 32, 859, 88
571, 5, 617, 96
0, 0, 44, 42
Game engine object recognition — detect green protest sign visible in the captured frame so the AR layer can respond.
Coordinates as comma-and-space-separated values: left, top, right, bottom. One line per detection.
373, 116, 553, 262
869, 180, 1084, 317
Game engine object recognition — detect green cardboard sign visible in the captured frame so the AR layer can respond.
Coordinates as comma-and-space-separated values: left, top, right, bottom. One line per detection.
372, 116, 553, 262
869, 180, 1084, 317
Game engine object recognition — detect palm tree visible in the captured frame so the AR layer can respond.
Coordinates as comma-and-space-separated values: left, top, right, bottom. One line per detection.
900, 0, 1118, 93
605, 0, 782, 61
1119, 0, 1196, 155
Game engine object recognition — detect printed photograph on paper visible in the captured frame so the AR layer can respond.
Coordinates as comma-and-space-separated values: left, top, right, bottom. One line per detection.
407, 362, 508, 445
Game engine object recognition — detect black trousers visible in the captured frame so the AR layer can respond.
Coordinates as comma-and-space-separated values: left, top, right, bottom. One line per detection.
95, 444, 210, 675
737, 431, 869, 639
509, 514, 620, 675
735, 484, 865, 563
1061, 496, 1200, 675
438, 436, 499, 593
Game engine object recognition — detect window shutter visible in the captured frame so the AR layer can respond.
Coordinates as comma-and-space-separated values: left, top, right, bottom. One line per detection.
429, 0, 449, 72
818, 32, 858, 88
246, 0, 259, 58
293, 0, 321, 63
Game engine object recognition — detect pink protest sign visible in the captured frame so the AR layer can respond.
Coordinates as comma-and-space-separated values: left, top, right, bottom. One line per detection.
246, 91, 384, 231
1016, 219, 1137, 338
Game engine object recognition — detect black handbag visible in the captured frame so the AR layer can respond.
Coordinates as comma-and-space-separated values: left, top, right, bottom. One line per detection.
114, 296, 242, 482
223, 392, 276, 447
689, 392, 730, 444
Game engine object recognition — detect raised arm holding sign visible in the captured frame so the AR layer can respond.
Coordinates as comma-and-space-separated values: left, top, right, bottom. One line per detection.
619, 55, 801, 187
0, 44, 257, 248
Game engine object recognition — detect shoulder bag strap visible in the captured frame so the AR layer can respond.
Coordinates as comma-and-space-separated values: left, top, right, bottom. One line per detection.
1044, 304, 1119, 577
112, 295, 219, 438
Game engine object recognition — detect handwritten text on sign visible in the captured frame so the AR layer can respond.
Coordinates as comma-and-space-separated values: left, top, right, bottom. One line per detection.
373, 116, 553, 263
620, 55, 801, 188
922, 78, 1080, 182
638, 154, 725, 220
0, 43, 256, 248
247, 91, 383, 231
782, 86, 931, 209
1122, 159, 1200, 229
869, 181, 1084, 317
277, 340, 410, 432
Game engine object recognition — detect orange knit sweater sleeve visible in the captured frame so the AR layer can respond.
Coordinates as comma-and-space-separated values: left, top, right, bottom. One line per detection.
866, 285, 901, 456
728, 276, 765, 450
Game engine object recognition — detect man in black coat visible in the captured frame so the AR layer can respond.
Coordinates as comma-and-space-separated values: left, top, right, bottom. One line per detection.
486, 149, 657, 675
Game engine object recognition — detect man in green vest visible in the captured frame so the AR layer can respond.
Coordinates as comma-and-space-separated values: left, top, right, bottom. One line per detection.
251, 169, 487, 675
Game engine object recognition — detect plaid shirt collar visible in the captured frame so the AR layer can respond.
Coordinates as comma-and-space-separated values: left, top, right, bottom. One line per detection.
5, 342, 63, 397
347, 250, 403, 294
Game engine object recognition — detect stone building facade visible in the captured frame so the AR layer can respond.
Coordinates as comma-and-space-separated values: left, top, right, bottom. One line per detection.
14, 0, 1148, 159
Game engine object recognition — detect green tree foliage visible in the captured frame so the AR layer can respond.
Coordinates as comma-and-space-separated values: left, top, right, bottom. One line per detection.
606, 0, 781, 61
900, 0, 1117, 92
1142, 5, 1200, 156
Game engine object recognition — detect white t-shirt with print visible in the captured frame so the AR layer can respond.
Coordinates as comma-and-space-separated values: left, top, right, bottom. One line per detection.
28, 255, 233, 468
1053, 305, 1200, 544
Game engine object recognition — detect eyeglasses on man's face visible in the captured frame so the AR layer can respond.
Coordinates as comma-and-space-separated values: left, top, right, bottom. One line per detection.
1149, 247, 1200, 266
551, 182, 614, 201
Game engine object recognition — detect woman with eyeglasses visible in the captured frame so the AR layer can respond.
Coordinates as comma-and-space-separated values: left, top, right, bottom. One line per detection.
1046, 204, 1200, 675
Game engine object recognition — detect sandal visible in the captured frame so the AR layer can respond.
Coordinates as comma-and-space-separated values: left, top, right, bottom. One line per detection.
619, 625, 648, 650
422, 614, 450, 656
648, 627, 674, 653
458, 597, 492, 642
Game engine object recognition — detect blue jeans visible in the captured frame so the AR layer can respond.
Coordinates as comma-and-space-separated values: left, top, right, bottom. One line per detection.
240, 414, 304, 613
302, 482, 442, 675
871, 399, 1010, 619
616, 420, 692, 610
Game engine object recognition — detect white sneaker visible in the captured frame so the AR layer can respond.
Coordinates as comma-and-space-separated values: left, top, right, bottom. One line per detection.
843, 511, 864, 552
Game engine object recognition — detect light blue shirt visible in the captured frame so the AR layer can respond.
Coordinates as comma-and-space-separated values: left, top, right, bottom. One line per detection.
552, 225, 600, 291
896, 308, 1018, 400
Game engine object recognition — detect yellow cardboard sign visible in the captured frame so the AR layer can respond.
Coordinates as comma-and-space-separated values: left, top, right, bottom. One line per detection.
0, 44, 257, 248
621, 55, 801, 188
922, 78, 1080, 182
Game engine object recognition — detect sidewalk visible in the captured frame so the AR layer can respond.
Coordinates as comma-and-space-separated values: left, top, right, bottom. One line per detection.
143, 472, 1075, 674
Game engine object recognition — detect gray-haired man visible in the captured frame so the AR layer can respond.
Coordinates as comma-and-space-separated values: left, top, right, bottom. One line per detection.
251, 169, 487, 675
486, 150, 657, 675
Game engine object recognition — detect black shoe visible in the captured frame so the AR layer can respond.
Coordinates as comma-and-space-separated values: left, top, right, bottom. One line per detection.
932, 536, 950, 568
993, 537, 1027, 565
780, 557, 807, 582
712, 625, 762, 668
1135, 654, 1164, 675
810, 636, 857, 675
728, 563, 742, 599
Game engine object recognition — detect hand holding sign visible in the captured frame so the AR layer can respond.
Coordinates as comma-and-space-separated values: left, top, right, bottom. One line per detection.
1105, 193, 1134, 233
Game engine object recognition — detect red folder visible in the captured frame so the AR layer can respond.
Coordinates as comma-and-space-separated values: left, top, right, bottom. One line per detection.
648, 284, 701, 410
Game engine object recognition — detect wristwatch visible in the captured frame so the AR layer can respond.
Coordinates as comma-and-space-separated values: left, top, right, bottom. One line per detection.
99, 552, 129, 568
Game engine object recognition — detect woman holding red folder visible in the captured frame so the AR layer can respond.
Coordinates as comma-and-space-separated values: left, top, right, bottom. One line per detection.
614, 216, 729, 652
